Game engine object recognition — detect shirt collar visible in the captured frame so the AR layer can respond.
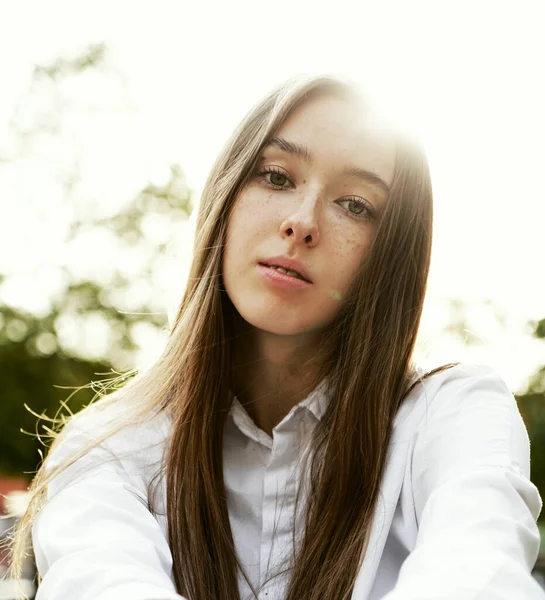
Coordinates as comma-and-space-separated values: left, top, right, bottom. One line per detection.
299, 376, 330, 421
227, 369, 427, 439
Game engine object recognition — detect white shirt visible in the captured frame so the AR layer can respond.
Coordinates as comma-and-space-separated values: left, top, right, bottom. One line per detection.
32, 363, 544, 599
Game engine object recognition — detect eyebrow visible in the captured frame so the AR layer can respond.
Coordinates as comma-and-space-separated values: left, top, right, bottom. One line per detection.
265, 136, 391, 194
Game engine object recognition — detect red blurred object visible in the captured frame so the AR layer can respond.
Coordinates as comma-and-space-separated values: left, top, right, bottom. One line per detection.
0, 476, 36, 597
0, 476, 28, 514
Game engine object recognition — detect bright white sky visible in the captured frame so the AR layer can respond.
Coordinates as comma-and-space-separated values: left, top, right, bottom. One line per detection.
0, 0, 544, 390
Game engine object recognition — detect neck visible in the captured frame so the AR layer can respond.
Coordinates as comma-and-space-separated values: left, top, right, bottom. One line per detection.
230, 320, 329, 436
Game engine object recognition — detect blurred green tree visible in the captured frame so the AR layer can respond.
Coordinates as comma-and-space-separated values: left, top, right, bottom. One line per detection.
0, 163, 192, 477
0, 43, 193, 478
516, 317, 545, 523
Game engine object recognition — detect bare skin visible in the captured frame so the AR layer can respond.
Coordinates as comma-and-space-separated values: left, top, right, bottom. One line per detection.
229, 314, 328, 435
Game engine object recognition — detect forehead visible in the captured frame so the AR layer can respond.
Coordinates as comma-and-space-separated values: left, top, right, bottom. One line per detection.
271, 92, 396, 187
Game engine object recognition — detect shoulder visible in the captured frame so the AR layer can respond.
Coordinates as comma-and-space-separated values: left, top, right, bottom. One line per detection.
415, 362, 517, 417
407, 362, 517, 422
408, 362, 531, 479
45, 395, 173, 490
411, 361, 509, 398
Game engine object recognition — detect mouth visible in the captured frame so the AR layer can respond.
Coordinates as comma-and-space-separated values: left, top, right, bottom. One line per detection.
258, 263, 312, 283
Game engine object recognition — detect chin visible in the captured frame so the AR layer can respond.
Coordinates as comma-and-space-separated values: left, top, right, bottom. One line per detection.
239, 309, 322, 337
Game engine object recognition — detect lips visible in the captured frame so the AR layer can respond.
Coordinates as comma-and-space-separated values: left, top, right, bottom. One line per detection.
263, 264, 307, 281
259, 256, 313, 283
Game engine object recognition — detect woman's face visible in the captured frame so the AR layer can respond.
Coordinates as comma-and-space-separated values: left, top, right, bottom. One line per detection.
222, 92, 396, 337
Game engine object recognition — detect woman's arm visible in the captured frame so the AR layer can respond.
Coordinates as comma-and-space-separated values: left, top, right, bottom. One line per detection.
32, 419, 185, 600
382, 364, 544, 599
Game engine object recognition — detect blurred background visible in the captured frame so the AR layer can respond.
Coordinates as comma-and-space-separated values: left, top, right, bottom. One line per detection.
1, 0, 544, 595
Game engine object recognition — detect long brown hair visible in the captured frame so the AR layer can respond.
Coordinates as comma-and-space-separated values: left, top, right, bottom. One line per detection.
6, 73, 458, 600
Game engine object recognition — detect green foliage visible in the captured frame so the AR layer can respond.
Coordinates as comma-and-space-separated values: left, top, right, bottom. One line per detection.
516, 364, 545, 521
532, 318, 545, 340
0, 165, 191, 477
0, 41, 195, 479
0, 337, 111, 476
34, 43, 107, 80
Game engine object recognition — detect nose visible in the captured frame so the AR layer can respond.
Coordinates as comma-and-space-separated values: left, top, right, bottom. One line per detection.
279, 191, 321, 246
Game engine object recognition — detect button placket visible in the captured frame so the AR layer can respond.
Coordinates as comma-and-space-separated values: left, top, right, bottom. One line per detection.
259, 413, 302, 599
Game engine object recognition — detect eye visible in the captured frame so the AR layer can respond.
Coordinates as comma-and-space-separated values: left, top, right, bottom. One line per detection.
336, 197, 375, 222
258, 166, 294, 190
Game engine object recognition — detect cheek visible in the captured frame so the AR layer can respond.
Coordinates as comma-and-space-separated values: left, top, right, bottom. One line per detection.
228, 192, 278, 243
223, 194, 274, 276
326, 225, 370, 291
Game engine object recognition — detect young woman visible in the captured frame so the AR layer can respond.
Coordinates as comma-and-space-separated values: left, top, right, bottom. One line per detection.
8, 74, 543, 599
